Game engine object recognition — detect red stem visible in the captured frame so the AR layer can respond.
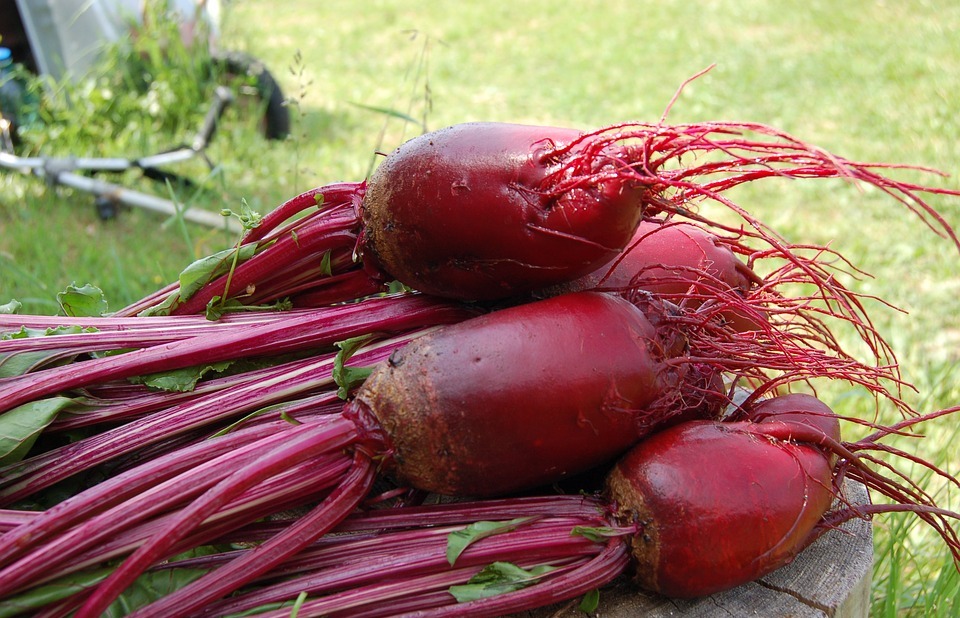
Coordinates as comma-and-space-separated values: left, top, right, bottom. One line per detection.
129, 451, 377, 618
72, 416, 363, 618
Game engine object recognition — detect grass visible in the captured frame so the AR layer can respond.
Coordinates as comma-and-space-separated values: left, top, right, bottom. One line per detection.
1, 0, 958, 614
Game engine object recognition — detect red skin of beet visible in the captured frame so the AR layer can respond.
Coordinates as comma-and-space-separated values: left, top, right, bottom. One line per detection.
351, 291, 706, 497
746, 393, 842, 443
361, 123, 652, 300
577, 221, 754, 293
606, 401, 837, 598
568, 220, 764, 332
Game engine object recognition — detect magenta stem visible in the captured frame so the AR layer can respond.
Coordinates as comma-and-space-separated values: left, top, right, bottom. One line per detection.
0, 294, 469, 414
71, 416, 363, 618
0, 318, 459, 504
129, 452, 376, 618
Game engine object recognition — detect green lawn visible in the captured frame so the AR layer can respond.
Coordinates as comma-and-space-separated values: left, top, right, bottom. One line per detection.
1, 0, 958, 614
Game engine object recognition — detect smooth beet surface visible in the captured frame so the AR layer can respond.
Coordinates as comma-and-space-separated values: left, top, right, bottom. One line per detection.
576, 221, 754, 294
352, 291, 704, 496
606, 413, 835, 598
361, 122, 652, 300
558, 219, 765, 332
745, 392, 842, 441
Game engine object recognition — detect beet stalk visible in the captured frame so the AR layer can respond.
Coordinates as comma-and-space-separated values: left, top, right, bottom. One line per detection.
112, 394, 958, 618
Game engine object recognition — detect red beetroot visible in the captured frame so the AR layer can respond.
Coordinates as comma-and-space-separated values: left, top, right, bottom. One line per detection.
360, 122, 650, 300
745, 392, 842, 450
606, 396, 838, 598
606, 393, 960, 600
550, 219, 766, 332
354, 290, 703, 496
573, 221, 757, 295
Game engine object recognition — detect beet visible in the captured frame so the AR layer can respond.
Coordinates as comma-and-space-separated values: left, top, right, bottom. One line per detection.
361, 122, 651, 300
606, 413, 836, 597
355, 291, 701, 496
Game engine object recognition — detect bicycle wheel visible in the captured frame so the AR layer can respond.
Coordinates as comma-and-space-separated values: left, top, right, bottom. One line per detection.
212, 50, 290, 140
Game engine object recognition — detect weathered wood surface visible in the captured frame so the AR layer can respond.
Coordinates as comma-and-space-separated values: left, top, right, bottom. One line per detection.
520, 481, 872, 618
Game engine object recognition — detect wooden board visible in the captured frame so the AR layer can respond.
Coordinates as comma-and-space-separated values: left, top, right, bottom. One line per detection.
520, 481, 873, 618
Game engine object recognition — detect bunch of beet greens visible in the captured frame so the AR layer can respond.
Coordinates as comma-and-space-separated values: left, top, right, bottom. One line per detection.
1, 110, 959, 617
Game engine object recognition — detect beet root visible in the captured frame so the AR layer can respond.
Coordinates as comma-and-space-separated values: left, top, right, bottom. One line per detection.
605, 408, 836, 598
351, 291, 716, 497
543, 219, 766, 333
360, 122, 653, 300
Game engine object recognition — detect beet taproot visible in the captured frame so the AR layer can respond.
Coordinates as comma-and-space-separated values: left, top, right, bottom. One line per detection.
353, 291, 700, 496
548, 219, 766, 332
360, 122, 652, 300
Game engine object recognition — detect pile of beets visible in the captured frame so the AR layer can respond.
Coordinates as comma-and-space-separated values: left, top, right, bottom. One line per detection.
1, 118, 958, 617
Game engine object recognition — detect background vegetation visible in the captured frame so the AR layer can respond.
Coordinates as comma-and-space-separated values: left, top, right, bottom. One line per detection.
1, 0, 958, 614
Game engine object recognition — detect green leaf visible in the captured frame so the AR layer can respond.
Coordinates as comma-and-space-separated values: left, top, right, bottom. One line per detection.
386, 280, 412, 294
0, 300, 21, 314
145, 236, 275, 317
178, 243, 260, 304
446, 517, 538, 566
579, 588, 600, 614
1, 325, 99, 340
0, 350, 62, 378
137, 291, 180, 317
333, 335, 375, 399
102, 565, 208, 617
128, 361, 234, 392
571, 526, 625, 543
0, 568, 113, 618
319, 250, 332, 276
1, 327, 29, 341
0, 325, 99, 377
448, 562, 557, 603
0, 397, 75, 465
288, 591, 308, 618
57, 283, 108, 317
